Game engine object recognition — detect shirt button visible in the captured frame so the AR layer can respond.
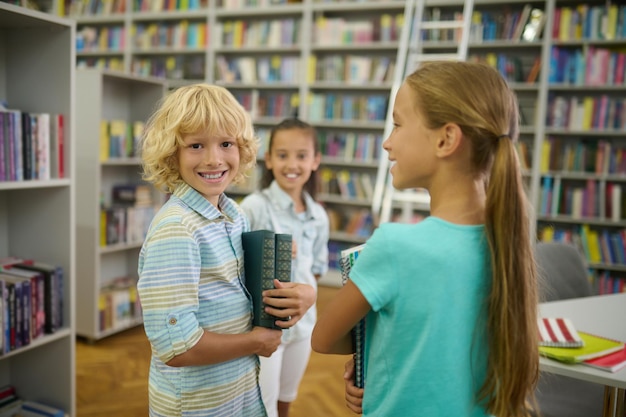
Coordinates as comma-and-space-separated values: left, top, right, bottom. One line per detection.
169, 318, 177, 325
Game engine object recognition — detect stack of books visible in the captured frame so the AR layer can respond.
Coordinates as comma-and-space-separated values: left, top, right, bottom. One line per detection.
538, 317, 626, 373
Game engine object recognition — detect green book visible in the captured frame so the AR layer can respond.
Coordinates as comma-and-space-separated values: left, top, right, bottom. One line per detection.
539, 331, 625, 364
242, 230, 292, 329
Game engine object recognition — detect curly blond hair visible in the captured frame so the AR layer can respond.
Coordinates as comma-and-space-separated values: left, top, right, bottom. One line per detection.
141, 84, 259, 193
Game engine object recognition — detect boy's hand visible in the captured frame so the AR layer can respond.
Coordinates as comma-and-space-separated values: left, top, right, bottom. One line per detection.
344, 358, 364, 414
262, 280, 316, 328
250, 326, 282, 357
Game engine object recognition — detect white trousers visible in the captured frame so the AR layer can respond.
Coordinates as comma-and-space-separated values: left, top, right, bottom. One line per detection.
259, 336, 312, 417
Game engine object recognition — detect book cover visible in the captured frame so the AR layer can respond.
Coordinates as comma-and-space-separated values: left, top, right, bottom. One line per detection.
538, 317, 583, 347
19, 400, 65, 417
539, 331, 624, 363
339, 243, 366, 389
13, 262, 63, 334
242, 230, 292, 330
582, 345, 626, 373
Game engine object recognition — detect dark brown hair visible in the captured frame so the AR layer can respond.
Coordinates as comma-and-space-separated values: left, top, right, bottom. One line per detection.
261, 118, 321, 200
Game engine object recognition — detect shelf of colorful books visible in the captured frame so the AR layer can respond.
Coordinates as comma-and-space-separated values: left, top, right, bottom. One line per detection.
74, 69, 165, 341
215, 1, 303, 16
0, 2, 75, 414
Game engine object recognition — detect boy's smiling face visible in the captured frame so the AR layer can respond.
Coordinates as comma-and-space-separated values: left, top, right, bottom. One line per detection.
178, 130, 240, 208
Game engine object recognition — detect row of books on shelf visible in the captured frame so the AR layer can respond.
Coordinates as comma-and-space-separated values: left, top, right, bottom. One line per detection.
438, 6, 545, 43
76, 25, 124, 53
133, 21, 208, 50
215, 55, 300, 84
219, 18, 299, 48
0, 386, 66, 417
546, 95, 626, 130
64, 0, 126, 16
540, 225, 626, 268
318, 131, 383, 163
134, 0, 207, 13
99, 277, 141, 331
0, 109, 64, 182
0, 258, 64, 356
232, 91, 297, 120
552, 4, 626, 41
309, 55, 394, 85
99, 119, 144, 161
78, 57, 124, 72
328, 208, 374, 240
539, 176, 626, 220
549, 46, 626, 87
468, 53, 541, 84
132, 55, 205, 80
101, 183, 156, 247
319, 168, 375, 201
314, 13, 403, 46
101, 204, 156, 246
308, 93, 387, 123
540, 138, 626, 175
219, 0, 299, 7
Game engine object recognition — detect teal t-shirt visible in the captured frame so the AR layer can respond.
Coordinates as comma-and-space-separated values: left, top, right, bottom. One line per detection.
350, 217, 493, 416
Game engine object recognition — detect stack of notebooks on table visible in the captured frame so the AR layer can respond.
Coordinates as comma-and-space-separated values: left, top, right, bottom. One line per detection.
242, 230, 292, 330
538, 317, 626, 373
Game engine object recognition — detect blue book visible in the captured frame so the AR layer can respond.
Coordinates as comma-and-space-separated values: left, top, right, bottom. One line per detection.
339, 244, 366, 389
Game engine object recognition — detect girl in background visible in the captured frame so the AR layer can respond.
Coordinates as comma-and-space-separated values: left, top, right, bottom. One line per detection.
312, 62, 539, 417
240, 118, 330, 417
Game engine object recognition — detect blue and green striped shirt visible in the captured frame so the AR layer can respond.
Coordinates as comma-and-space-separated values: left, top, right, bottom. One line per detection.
138, 182, 266, 417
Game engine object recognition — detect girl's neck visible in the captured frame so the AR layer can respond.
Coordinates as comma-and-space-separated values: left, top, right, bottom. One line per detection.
429, 178, 486, 225
280, 185, 306, 213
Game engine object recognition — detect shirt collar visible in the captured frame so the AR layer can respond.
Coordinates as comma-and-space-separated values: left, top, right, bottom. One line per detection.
173, 182, 240, 221
266, 180, 320, 220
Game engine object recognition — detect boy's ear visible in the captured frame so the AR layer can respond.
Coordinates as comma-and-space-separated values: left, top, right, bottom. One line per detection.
435, 123, 463, 157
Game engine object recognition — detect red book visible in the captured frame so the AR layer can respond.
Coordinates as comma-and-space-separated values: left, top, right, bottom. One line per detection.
583, 346, 626, 373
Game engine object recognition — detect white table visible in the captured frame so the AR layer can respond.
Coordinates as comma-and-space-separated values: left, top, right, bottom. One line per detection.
539, 292, 626, 417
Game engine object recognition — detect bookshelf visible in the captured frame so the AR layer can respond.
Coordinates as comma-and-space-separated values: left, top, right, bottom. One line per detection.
36, 0, 626, 293
0, 2, 75, 414
74, 68, 166, 341
534, 0, 626, 295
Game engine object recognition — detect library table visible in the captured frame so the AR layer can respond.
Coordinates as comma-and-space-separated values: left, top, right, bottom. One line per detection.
539, 292, 626, 417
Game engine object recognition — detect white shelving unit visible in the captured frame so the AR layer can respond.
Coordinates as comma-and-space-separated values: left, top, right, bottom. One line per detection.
0, 2, 75, 414
40, 0, 626, 292
75, 68, 165, 341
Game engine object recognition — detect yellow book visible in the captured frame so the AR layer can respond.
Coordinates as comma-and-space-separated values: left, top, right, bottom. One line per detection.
233, 20, 244, 47
587, 228, 602, 264
99, 120, 110, 162
540, 226, 554, 242
100, 210, 107, 247
606, 4, 618, 40
558, 7, 571, 41
540, 140, 551, 173
307, 55, 317, 83
539, 331, 624, 363
582, 97, 594, 130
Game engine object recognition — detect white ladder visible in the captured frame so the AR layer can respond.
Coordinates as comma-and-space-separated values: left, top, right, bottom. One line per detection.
371, 0, 475, 225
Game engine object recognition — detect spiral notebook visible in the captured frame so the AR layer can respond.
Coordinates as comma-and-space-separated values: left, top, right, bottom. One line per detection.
538, 317, 584, 348
339, 243, 366, 388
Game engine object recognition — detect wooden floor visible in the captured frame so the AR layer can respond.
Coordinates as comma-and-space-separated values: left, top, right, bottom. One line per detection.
76, 285, 356, 417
